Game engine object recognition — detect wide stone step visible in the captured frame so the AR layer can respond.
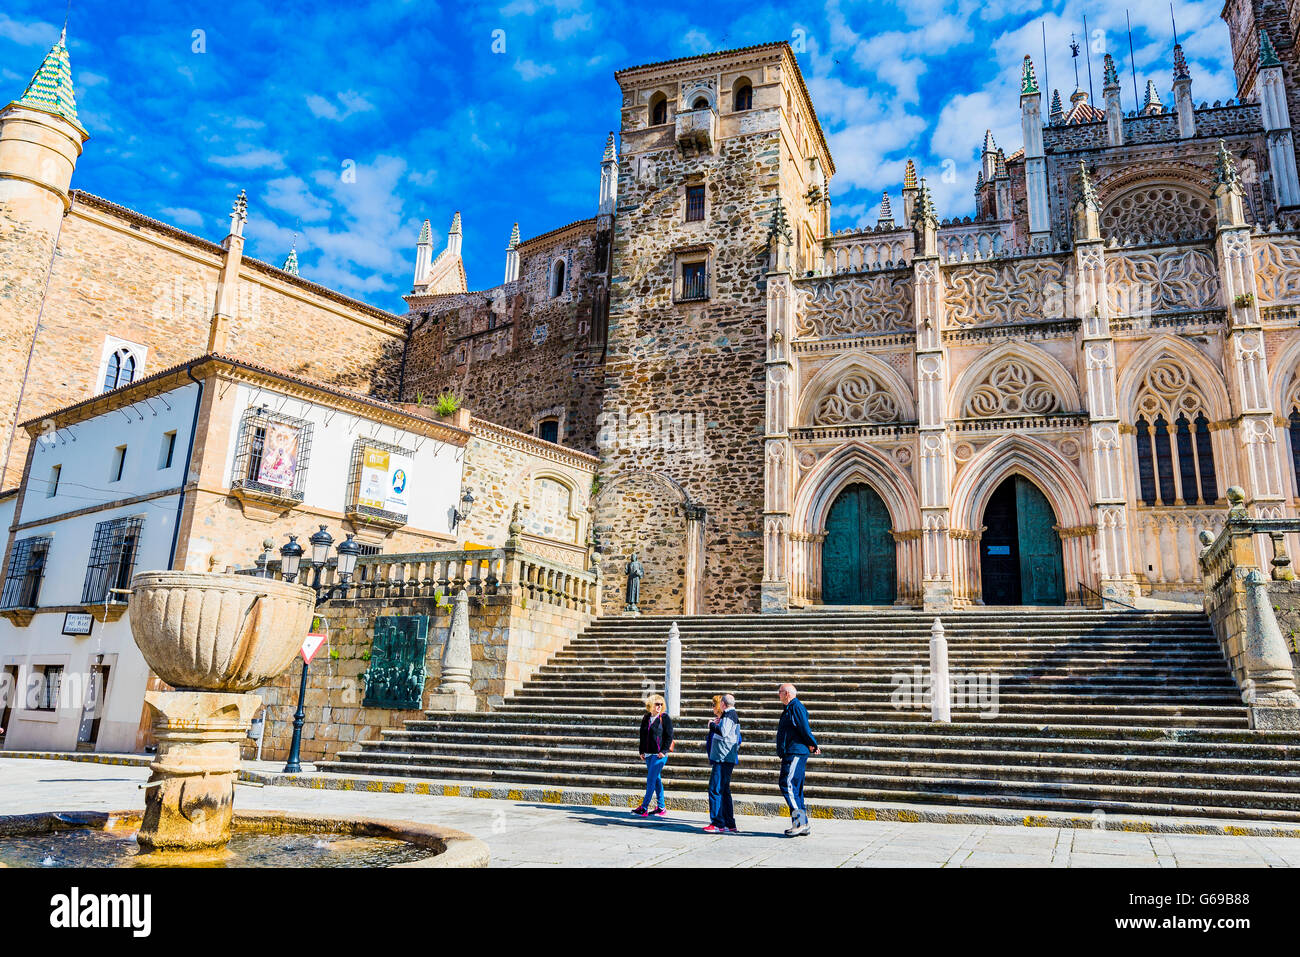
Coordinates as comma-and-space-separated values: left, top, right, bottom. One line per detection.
373, 726, 1300, 761
405, 712, 1262, 738
314, 756, 1300, 817
348, 736, 1300, 779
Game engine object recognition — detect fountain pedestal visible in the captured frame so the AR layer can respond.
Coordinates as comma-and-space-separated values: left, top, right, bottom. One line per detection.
137, 690, 263, 852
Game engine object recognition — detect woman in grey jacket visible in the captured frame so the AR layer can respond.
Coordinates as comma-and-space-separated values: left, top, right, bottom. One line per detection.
704, 693, 741, 833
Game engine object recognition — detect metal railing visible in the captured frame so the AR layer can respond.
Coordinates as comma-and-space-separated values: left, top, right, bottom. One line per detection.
1076, 580, 1138, 612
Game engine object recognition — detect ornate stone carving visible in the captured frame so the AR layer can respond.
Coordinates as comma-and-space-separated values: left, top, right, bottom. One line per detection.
1105, 248, 1220, 315
1135, 358, 1207, 420
943, 258, 1068, 325
1253, 238, 1300, 305
961, 359, 1061, 417
812, 372, 903, 425
794, 274, 912, 338
1099, 183, 1214, 241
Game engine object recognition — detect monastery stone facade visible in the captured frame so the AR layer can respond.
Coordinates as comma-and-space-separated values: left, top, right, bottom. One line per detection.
6, 4, 1300, 618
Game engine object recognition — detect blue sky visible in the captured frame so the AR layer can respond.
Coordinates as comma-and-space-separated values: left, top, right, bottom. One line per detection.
2, 0, 1240, 311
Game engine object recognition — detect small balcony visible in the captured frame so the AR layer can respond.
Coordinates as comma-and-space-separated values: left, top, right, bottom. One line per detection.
675, 107, 717, 152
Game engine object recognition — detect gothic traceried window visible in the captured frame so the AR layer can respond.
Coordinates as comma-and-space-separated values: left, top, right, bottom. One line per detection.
1290, 408, 1300, 497
1100, 182, 1215, 242
1133, 359, 1218, 506
812, 371, 902, 426
103, 348, 137, 392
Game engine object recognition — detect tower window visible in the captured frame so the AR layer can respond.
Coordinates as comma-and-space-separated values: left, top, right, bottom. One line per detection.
693, 96, 709, 110
550, 260, 566, 298
103, 348, 137, 392
733, 81, 753, 112
537, 418, 560, 444
650, 93, 668, 126
685, 185, 705, 222
681, 261, 708, 301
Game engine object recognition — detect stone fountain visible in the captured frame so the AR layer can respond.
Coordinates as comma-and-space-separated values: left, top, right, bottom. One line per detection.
0, 569, 488, 867
128, 571, 316, 852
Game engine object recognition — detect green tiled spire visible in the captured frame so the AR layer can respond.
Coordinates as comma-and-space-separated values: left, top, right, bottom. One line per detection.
507, 222, 520, 249
15, 28, 82, 130
914, 176, 938, 226
1259, 28, 1282, 69
282, 239, 300, 276
1021, 55, 1039, 96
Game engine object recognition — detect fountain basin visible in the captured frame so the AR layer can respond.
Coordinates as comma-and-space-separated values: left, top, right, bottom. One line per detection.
0, 809, 489, 868
129, 571, 315, 692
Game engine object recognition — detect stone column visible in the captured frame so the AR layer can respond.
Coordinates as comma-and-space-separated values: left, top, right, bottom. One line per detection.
1074, 171, 1137, 603
1215, 144, 1289, 519
682, 503, 706, 615
664, 621, 682, 718
761, 264, 795, 612
1019, 57, 1051, 248
929, 618, 951, 722
913, 192, 953, 611
427, 588, 476, 712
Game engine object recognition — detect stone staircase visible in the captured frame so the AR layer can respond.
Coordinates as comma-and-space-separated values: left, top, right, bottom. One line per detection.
318, 609, 1300, 822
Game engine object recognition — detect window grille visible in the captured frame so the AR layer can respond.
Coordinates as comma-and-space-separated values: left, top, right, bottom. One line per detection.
81, 516, 144, 604
230, 406, 313, 503
681, 261, 708, 301
0, 536, 50, 609
537, 418, 560, 444
344, 437, 413, 526
32, 665, 63, 711
686, 186, 705, 222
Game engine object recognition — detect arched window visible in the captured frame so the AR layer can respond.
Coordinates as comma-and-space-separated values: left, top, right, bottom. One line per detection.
103, 348, 137, 392
1290, 407, 1300, 496
649, 93, 668, 125
692, 96, 709, 110
733, 80, 753, 112
1133, 359, 1218, 506
550, 260, 566, 298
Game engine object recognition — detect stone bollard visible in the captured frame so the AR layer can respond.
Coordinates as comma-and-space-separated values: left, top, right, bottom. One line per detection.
664, 621, 682, 718
1242, 569, 1300, 729
930, 617, 951, 723
427, 588, 476, 712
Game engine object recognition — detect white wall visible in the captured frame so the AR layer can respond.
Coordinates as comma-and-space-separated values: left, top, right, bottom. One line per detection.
220, 383, 464, 537
0, 384, 197, 753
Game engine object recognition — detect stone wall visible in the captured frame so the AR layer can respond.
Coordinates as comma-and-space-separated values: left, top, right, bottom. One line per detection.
1268, 579, 1300, 681
2, 193, 407, 485
401, 220, 609, 454
598, 129, 777, 614
257, 575, 595, 764
460, 418, 597, 567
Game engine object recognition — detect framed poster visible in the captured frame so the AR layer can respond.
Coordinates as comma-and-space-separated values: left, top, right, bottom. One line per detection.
258, 421, 300, 490
357, 445, 412, 514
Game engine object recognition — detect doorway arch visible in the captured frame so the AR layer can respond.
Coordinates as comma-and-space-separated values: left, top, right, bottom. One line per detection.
821, 483, 897, 604
978, 475, 1065, 605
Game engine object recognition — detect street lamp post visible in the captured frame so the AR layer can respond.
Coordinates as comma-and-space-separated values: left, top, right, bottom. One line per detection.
280, 527, 360, 775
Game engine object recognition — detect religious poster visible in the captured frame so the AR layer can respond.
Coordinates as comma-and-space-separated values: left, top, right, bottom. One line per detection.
257, 421, 299, 490
358, 446, 412, 513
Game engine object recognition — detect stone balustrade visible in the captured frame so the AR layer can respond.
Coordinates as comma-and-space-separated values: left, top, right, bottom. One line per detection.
1197, 488, 1300, 727
253, 545, 600, 616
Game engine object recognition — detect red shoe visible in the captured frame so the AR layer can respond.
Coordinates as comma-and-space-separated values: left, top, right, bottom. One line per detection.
651, 808, 667, 817
631, 806, 648, 816
725, 827, 740, 833
702, 824, 722, 833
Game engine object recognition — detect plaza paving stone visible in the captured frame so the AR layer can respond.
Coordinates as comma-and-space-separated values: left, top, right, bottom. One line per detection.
0, 758, 1295, 867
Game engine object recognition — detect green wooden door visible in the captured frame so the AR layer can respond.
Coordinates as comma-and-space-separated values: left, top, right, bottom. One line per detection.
1015, 477, 1065, 606
822, 483, 896, 604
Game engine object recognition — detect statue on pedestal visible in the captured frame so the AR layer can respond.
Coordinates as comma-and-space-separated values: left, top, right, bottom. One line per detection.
624, 550, 643, 615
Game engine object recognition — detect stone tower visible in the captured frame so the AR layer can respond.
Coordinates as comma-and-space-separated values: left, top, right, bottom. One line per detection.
0, 29, 88, 485
596, 42, 833, 614
1222, 0, 1300, 184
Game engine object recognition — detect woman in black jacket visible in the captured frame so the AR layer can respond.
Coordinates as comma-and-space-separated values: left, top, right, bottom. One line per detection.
633, 694, 674, 816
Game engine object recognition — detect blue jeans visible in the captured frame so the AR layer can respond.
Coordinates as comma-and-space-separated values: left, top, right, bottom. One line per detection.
708, 762, 736, 828
779, 755, 809, 827
641, 754, 667, 810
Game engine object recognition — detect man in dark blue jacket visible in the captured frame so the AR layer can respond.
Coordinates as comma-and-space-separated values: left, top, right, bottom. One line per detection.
775, 683, 820, 836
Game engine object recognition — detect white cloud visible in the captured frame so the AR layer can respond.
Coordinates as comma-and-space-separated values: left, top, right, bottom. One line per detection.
0, 14, 57, 47
305, 90, 376, 122
263, 176, 333, 223
159, 206, 205, 230
513, 59, 556, 81
552, 13, 592, 40
209, 148, 286, 171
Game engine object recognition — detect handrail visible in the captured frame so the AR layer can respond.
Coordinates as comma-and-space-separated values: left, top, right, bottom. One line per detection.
1076, 580, 1138, 612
